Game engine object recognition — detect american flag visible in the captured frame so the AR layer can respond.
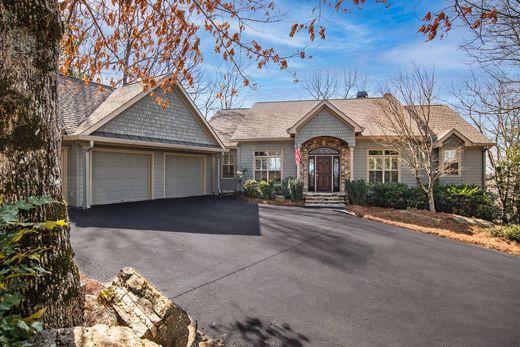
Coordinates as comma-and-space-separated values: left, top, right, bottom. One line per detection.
295, 147, 301, 166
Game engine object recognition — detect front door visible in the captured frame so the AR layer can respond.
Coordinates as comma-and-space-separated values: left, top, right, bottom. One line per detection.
316, 157, 332, 191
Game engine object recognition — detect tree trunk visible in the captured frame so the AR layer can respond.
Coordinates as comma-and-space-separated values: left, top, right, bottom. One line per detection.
427, 189, 436, 213
0, 0, 84, 328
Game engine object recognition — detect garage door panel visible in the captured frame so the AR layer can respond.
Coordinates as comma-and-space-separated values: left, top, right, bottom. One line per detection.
165, 155, 203, 198
92, 151, 151, 205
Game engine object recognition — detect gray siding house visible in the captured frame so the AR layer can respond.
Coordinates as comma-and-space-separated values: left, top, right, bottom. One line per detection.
209, 97, 494, 195
59, 76, 226, 208
60, 75, 493, 208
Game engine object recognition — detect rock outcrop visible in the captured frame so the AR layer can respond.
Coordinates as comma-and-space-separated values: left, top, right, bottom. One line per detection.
32, 324, 160, 346
100, 267, 197, 347
33, 268, 205, 347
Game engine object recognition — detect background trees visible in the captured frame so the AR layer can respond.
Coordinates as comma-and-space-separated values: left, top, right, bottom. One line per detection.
453, 72, 520, 223
302, 68, 368, 100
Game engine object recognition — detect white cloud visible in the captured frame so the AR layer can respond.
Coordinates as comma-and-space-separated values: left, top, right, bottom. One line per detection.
381, 39, 467, 72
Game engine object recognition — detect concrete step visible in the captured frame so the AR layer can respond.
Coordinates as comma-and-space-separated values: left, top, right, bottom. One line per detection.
305, 203, 346, 208
304, 193, 346, 197
304, 196, 346, 201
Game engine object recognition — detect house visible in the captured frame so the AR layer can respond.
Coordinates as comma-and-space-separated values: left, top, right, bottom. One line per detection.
208, 94, 494, 197
59, 76, 226, 209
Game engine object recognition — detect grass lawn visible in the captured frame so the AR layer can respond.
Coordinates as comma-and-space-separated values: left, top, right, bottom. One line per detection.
348, 205, 520, 256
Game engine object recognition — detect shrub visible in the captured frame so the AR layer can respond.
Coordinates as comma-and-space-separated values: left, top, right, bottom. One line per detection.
488, 224, 520, 243
0, 196, 60, 346
280, 177, 294, 198
287, 177, 303, 201
258, 180, 275, 199
345, 179, 368, 205
434, 184, 500, 221
273, 184, 285, 197
367, 182, 425, 210
243, 179, 260, 198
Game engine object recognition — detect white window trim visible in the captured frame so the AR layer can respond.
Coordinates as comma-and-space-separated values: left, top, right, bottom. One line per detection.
252, 149, 284, 182
366, 148, 401, 183
222, 152, 236, 179
440, 147, 462, 177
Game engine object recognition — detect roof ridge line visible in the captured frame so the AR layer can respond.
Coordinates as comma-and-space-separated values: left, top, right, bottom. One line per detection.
253, 96, 385, 104
60, 74, 114, 90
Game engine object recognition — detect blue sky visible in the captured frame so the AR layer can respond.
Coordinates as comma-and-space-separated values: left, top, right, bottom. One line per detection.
197, 0, 472, 107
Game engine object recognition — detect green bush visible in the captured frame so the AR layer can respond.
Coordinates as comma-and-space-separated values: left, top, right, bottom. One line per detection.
280, 177, 294, 198
345, 179, 368, 205
367, 182, 425, 210
243, 179, 260, 198
287, 177, 303, 201
258, 180, 275, 199
273, 184, 285, 197
488, 224, 520, 243
0, 196, 61, 346
434, 184, 500, 221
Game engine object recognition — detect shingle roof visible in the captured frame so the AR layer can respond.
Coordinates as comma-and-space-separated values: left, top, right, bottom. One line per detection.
408, 105, 492, 145
208, 108, 248, 147
58, 76, 113, 134
214, 97, 493, 146
72, 80, 146, 134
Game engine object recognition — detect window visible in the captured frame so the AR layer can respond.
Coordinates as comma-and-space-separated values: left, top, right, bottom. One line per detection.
254, 150, 282, 183
442, 148, 461, 176
222, 152, 235, 178
368, 149, 399, 183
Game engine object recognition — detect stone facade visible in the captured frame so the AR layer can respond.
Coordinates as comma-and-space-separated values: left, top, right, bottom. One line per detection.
300, 136, 351, 192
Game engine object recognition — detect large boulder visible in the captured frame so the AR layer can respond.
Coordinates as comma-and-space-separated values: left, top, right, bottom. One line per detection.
84, 294, 119, 326
100, 267, 197, 347
32, 324, 160, 346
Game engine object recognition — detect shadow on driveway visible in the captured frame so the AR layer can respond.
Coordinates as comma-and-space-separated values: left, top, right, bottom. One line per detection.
212, 317, 310, 347
69, 196, 261, 235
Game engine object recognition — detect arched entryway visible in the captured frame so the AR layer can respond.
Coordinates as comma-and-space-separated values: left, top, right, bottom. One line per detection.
300, 136, 351, 192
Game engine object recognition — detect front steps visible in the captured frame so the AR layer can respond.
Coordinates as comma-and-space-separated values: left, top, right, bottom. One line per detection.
304, 192, 346, 208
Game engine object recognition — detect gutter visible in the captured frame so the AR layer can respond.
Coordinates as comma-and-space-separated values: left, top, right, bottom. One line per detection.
64, 134, 227, 153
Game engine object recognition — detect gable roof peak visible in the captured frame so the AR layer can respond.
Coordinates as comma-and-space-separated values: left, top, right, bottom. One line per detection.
287, 99, 364, 134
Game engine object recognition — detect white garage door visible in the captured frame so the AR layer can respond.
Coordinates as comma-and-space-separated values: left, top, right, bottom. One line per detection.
92, 151, 151, 205
165, 155, 204, 198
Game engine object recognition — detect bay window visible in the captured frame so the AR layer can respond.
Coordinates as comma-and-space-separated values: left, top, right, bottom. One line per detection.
254, 150, 282, 183
368, 149, 399, 183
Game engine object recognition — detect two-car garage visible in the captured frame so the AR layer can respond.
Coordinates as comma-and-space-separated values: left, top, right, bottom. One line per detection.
91, 149, 206, 206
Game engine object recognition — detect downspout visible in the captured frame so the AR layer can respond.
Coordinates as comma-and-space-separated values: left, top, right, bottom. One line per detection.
83, 141, 94, 209
482, 147, 487, 190
217, 153, 222, 195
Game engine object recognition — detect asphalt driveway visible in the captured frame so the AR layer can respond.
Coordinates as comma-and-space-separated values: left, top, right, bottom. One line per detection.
70, 197, 520, 346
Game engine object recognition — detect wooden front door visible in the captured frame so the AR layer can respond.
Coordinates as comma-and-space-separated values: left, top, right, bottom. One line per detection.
316, 157, 332, 191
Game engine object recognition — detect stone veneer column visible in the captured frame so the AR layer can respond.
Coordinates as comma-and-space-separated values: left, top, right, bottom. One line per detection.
298, 136, 351, 193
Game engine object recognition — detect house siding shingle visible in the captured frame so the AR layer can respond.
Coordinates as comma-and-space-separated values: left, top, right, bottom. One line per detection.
440, 147, 484, 187
97, 88, 216, 146
237, 142, 297, 181
352, 139, 418, 186
295, 109, 356, 148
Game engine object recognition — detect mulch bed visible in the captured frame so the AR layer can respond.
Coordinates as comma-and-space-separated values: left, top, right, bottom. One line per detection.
238, 196, 305, 207
348, 205, 520, 257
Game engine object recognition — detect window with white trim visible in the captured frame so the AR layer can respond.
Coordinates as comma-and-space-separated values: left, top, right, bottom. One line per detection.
368, 150, 399, 183
222, 152, 235, 178
254, 150, 282, 183
442, 148, 461, 176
